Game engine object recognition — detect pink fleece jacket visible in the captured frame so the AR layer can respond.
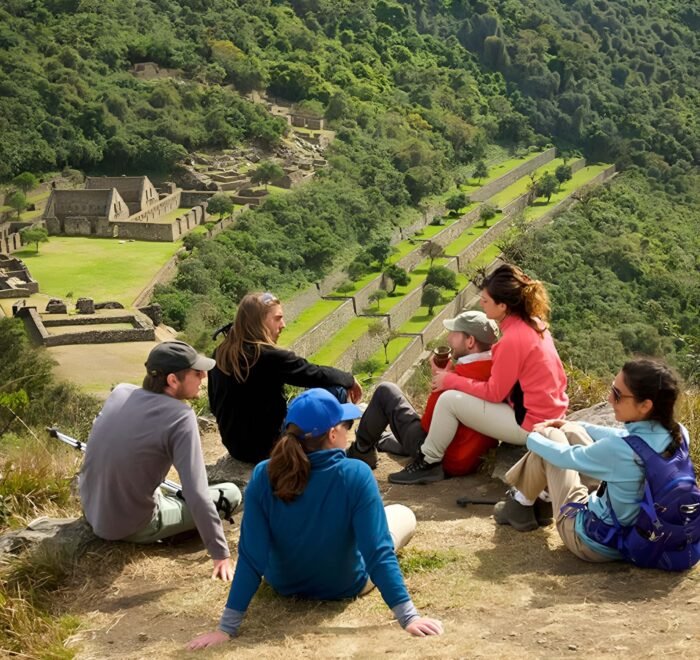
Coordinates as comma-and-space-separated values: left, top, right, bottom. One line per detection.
442, 314, 568, 431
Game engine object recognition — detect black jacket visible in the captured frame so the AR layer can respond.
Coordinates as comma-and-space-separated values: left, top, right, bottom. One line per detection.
208, 345, 354, 464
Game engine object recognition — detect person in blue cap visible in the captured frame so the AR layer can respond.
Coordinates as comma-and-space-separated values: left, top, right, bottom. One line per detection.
187, 388, 443, 649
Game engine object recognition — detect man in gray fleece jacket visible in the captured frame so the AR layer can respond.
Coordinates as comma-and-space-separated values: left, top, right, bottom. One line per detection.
80, 341, 242, 580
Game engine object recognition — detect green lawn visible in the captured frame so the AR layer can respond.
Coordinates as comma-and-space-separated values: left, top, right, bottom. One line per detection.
309, 316, 377, 366
487, 157, 570, 208
470, 242, 503, 269
354, 335, 415, 383
443, 218, 498, 255
152, 206, 196, 224
458, 151, 545, 193
522, 164, 610, 222
278, 298, 344, 347
14, 237, 182, 304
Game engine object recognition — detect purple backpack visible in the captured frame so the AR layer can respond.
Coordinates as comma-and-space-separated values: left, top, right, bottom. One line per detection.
582, 427, 700, 571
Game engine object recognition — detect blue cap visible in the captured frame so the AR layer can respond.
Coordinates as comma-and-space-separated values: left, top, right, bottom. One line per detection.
284, 388, 362, 438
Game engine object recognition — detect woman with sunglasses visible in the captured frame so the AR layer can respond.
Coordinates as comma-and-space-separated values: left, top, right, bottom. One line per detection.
209, 292, 362, 464
390, 263, 568, 485
188, 389, 443, 649
495, 357, 687, 560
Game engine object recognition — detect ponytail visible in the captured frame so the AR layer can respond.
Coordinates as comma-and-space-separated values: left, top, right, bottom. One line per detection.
267, 424, 327, 502
481, 263, 551, 335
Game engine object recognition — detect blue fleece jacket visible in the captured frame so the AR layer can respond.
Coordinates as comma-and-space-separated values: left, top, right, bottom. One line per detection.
221, 449, 412, 633
527, 420, 676, 558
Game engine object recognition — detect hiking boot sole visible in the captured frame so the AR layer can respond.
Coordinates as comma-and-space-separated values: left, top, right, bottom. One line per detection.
493, 500, 539, 532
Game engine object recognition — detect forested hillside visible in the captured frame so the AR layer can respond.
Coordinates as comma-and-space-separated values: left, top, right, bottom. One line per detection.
506, 170, 700, 385
2, 0, 698, 179
1, 0, 698, 371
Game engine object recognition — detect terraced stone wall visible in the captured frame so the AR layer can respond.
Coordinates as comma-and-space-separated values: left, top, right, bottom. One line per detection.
287, 298, 355, 358
470, 148, 556, 202
334, 315, 390, 372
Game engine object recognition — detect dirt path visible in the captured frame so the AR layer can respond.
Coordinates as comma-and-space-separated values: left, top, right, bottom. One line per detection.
63, 430, 700, 659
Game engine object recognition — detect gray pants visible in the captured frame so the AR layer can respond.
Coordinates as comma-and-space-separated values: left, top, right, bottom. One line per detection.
355, 383, 426, 458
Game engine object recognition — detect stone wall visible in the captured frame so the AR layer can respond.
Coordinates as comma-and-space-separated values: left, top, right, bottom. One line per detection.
19, 310, 155, 346
381, 336, 423, 384
334, 315, 389, 372
470, 147, 556, 202
431, 206, 483, 250
454, 208, 521, 270
0, 230, 21, 254
287, 299, 355, 358
110, 220, 176, 241
132, 251, 183, 307
385, 286, 423, 330
126, 190, 181, 224
181, 191, 216, 207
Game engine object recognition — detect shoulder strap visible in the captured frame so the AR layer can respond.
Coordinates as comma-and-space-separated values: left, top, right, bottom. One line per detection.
622, 434, 659, 463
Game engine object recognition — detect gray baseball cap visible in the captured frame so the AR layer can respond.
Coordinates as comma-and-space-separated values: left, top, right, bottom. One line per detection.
145, 340, 216, 374
443, 310, 498, 344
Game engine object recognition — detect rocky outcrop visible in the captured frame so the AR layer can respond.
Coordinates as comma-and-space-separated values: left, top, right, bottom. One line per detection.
0, 516, 97, 560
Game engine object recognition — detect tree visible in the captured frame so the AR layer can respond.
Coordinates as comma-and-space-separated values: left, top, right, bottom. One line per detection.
420, 241, 445, 267
368, 321, 400, 364
445, 192, 470, 216
352, 356, 383, 382
555, 164, 573, 185
368, 289, 387, 310
426, 265, 458, 291
367, 241, 392, 269
383, 264, 409, 294
537, 172, 560, 203
206, 193, 234, 220
20, 226, 48, 253
250, 160, 284, 190
473, 160, 489, 183
7, 191, 27, 219
12, 172, 38, 194
421, 284, 442, 316
479, 203, 497, 228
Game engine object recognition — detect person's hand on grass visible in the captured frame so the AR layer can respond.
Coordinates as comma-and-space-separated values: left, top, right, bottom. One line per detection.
211, 557, 234, 581
405, 617, 444, 637
187, 629, 231, 650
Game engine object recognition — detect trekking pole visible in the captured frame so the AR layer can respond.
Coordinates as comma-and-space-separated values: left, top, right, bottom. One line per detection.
47, 427, 182, 496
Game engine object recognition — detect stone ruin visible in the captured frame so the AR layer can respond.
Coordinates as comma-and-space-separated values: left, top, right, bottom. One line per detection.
42, 176, 208, 242
0, 253, 39, 298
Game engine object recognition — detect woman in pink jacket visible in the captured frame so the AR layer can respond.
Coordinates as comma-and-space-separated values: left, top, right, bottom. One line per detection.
389, 263, 568, 485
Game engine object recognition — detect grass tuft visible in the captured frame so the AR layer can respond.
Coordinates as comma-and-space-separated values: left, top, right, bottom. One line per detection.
398, 548, 460, 575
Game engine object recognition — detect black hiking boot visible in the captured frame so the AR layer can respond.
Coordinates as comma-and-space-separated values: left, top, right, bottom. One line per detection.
346, 441, 378, 470
493, 491, 539, 532
534, 498, 554, 527
388, 455, 444, 485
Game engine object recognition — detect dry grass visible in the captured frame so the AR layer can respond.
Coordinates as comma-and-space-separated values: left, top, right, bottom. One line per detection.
0, 433, 81, 529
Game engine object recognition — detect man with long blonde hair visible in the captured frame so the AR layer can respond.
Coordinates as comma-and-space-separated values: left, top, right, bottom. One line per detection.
209, 292, 362, 463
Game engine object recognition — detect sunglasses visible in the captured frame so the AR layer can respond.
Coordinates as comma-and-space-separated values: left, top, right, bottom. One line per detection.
260, 292, 279, 305
610, 382, 635, 404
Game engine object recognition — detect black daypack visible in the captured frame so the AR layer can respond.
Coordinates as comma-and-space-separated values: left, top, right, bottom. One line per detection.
580, 428, 700, 571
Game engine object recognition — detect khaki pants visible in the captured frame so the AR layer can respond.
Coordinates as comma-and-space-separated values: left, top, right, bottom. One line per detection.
421, 390, 529, 465
360, 504, 417, 595
124, 482, 242, 544
505, 423, 610, 563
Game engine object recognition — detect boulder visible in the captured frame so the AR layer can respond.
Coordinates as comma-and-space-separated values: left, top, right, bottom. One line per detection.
137, 303, 162, 326
206, 455, 253, 491
75, 297, 95, 314
0, 516, 97, 560
46, 298, 67, 314
94, 301, 125, 310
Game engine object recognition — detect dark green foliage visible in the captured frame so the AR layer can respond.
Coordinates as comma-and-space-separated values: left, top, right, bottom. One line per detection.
12, 172, 38, 193
0, 319, 100, 438
479, 203, 497, 227
206, 193, 233, 220
536, 173, 559, 203
446, 192, 470, 215
514, 171, 700, 385
421, 284, 442, 315
19, 226, 48, 253
426, 266, 457, 291
383, 264, 409, 294
6, 191, 27, 218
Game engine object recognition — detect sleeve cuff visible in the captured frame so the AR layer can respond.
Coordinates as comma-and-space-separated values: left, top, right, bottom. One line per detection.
219, 607, 245, 637
391, 600, 420, 628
